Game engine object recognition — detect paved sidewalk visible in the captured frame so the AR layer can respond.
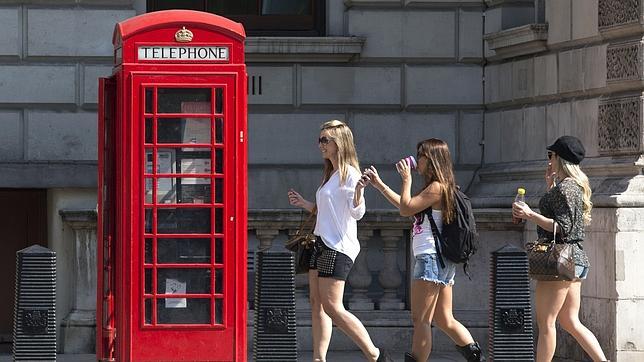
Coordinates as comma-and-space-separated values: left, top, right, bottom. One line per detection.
1, 351, 464, 361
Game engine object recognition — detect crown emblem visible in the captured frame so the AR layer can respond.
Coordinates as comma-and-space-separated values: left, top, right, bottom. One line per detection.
175, 27, 194, 43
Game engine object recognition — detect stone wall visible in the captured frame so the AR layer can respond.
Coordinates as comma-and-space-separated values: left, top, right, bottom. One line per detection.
483, 0, 644, 360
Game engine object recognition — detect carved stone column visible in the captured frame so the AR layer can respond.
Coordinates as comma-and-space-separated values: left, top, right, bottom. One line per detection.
59, 209, 97, 353
378, 229, 405, 310
255, 228, 279, 250
348, 229, 374, 310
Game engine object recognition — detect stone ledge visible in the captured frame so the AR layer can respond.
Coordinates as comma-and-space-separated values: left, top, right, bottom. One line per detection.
59, 209, 97, 224
484, 24, 548, 60
245, 36, 365, 63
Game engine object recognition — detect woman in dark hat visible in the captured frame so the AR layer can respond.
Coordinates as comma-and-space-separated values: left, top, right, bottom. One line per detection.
512, 136, 608, 362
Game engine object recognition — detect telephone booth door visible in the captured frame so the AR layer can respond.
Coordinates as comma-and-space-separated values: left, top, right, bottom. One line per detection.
133, 74, 238, 360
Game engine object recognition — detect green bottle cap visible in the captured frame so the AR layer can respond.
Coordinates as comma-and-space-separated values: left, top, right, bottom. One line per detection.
517, 187, 526, 195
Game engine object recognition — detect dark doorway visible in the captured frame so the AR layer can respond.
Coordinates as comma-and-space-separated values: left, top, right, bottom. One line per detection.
0, 189, 47, 352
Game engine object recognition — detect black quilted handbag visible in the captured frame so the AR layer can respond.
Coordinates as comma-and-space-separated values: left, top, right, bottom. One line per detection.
525, 223, 576, 281
284, 211, 316, 274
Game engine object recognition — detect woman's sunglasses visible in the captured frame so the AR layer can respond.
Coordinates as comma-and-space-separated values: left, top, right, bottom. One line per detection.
547, 152, 554, 160
318, 136, 334, 145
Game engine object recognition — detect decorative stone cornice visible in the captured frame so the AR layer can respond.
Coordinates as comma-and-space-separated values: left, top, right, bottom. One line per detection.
245, 37, 365, 63
59, 209, 97, 227
484, 24, 548, 60
599, 94, 643, 155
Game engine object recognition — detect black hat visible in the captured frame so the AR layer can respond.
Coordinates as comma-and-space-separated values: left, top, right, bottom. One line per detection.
547, 136, 585, 164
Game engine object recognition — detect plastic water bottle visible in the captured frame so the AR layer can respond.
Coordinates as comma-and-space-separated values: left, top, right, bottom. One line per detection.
513, 187, 526, 224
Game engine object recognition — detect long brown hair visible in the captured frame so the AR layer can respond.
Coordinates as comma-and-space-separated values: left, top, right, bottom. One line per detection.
416, 138, 457, 223
320, 120, 360, 185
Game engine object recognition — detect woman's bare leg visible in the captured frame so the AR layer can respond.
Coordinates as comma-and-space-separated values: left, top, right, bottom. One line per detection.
410, 280, 441, 361
432, 284, 475, 346
535, 281, 571, 362
557, 281, 607, 361
318, 277, 380, 361
309, 270, 332, 361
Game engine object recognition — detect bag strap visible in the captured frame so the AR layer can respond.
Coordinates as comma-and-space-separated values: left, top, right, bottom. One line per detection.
296, 210, 316, 235
549, 222, 557, 244
426, 209, 447, 269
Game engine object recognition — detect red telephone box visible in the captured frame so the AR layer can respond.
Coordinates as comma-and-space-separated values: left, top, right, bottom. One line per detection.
97, 10, 247, 361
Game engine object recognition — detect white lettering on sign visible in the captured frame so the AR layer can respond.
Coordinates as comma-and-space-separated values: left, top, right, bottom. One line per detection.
138, 46, 229, 61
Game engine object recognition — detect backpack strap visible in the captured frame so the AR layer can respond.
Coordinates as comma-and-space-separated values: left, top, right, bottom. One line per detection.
426, 209, 473, 280
425, 209, 446, 269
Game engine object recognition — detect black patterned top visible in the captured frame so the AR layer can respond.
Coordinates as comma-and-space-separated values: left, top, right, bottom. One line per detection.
537, 178, 590, 267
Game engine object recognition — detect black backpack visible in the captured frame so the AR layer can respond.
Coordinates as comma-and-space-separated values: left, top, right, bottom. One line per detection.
425, 187, 478, 275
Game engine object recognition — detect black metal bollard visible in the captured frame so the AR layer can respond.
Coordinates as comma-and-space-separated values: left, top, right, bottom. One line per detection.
253, 248, 297, 361
488, 244, 534, 361
12, 245, 57, 361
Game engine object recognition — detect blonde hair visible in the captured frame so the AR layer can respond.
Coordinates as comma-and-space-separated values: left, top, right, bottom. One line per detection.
416, 138, 457, 224
557, 158, 593, 225
320, 120, 360, 185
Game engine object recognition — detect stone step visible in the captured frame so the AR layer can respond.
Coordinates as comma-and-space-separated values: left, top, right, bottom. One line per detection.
248, 309, 489, 354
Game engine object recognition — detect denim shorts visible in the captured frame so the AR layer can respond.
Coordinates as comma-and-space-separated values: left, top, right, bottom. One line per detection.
413, 253, 456, 285
575, 265, 589, 280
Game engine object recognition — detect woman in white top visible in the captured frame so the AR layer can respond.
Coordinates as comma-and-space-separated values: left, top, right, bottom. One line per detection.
288, 120, 392, 362
362, 138, 484, 362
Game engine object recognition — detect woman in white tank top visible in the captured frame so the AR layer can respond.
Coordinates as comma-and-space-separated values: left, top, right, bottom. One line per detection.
362, 138, 484, 362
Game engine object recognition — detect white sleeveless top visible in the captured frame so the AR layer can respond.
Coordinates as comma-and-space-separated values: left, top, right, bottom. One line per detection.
411, 209, 443, 257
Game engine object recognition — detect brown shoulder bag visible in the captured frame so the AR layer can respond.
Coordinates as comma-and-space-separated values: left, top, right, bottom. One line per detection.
525, 222, 576, 281
285, 211, 316, 274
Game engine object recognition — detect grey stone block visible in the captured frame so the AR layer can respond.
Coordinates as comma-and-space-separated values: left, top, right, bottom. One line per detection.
572, 0, 598, 40
558, 49, 584, 93
404, 10, 456, 58
247, 66, 294, 105
583, 44, 606, 90
406, 65, 483, 105
512, 58, 534, 99
248, 112, 344, 164
0, 111, 22, 161
498, 62, 513, 102
572, 98, 599, 157
546, 102, 572, 143
348, 9, 456, 59
353, 112, 457, 165
484, 64, 500, 104
348, 10, 403, 58
547, 0, 572, 44
484, 7, 503, 34
0, 65, 76, 104
26, 111, 97, 161
83, 65, 113, 106
327, 0, 345, 36
459, 9, 483, 60
483, 111, 501, 164
27, 8, 135, 57
534, 53, 557, 96
500, 109, 523, 162
0, 7, 20, 57
522, 106, 546, 160
459, 111, 483, 164
301, 66, 401, 105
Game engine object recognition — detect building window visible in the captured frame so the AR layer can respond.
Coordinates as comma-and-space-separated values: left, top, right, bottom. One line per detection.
147, 0, 325, 36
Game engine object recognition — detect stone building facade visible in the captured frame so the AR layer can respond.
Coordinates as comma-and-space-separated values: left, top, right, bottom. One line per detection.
0, 0, 641, 360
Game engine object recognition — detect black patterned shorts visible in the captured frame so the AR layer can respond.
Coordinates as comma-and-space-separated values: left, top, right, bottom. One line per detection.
309, 238, 354, 281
